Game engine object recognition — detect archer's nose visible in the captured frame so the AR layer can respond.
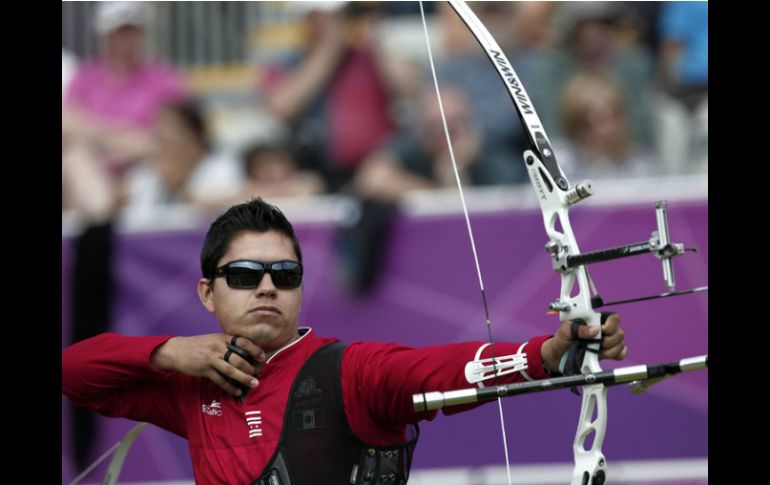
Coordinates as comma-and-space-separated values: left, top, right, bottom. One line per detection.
255, 272, 278, 298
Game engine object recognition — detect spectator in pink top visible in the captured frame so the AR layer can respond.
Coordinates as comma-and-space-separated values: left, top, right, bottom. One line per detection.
62, 1, 188, 221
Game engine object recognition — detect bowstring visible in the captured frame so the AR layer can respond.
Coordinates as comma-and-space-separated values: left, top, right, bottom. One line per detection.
418, 3, 513, 485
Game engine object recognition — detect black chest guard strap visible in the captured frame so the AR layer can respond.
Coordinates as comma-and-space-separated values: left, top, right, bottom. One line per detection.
253, 342, 419, 485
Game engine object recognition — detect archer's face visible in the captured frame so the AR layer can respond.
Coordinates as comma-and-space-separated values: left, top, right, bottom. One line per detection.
198, 230, 302, 353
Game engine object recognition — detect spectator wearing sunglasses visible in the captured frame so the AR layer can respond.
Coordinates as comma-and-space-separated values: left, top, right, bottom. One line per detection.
62, 198, 627, 484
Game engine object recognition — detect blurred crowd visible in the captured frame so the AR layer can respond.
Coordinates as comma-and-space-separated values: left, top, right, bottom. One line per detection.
62, 1, 708, 223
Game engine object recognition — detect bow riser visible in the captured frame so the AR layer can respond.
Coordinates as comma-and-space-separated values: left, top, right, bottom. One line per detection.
526, 149, 608, 484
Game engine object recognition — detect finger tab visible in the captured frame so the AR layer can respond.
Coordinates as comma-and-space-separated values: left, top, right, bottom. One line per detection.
227, 344, 258, 366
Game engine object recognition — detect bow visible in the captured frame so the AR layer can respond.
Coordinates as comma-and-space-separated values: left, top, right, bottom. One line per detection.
67, 423, 147, 485
415, 2, 707, 484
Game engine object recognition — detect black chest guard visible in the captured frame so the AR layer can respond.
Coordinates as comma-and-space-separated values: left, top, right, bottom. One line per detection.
253, 342, 419, 485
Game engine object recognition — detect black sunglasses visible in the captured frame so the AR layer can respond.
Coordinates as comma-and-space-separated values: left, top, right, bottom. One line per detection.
213, 260, 303, 290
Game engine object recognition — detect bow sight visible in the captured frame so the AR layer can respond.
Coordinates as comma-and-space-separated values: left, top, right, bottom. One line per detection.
543, 197, 708, 313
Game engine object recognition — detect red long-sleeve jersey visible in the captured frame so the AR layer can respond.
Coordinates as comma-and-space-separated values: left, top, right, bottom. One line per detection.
62, 328, 552, 484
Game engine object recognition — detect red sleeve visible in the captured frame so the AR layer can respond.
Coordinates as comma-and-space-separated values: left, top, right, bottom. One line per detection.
62, 333, 191, 438
340, 335, 553, 444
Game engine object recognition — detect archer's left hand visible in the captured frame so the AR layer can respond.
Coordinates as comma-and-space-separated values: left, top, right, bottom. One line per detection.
541, 313, 628, 374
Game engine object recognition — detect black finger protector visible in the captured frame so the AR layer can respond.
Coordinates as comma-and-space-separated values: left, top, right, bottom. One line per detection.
227, 343, 259, 366
222, 343, 258, 402
215, 370, 248, 403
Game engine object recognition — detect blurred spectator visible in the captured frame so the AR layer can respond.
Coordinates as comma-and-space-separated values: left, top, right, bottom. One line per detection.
125, 100, 242, 215
262, 2, 396, 192
354, 85, 526, 201
552, 71, 658, 180
513, 2, 560, 49
62, 1, 187, 221
526, 2, 655, 150
617, 2, 664, 54
654, 1, 708, 175
241, 143, 326, 199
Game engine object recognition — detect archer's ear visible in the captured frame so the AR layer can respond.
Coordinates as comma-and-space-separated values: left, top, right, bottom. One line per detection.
197, 278, 216, 313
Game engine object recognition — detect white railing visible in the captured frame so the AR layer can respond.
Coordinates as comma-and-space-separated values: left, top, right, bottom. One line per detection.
62, 174, 707, 238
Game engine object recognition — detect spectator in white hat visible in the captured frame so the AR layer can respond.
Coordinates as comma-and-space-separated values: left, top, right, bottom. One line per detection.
62, 1, 188, 221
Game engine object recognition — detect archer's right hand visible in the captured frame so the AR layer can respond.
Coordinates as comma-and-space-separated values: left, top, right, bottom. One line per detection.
150, 334, 266, 397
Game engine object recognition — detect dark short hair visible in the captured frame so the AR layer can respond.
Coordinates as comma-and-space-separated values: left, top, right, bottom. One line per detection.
200, 198, 303, 279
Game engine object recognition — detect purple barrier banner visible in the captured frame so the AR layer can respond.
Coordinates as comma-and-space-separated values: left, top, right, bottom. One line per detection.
62, 200, 708, 483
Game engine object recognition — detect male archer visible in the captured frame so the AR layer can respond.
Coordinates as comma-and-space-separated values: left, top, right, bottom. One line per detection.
62, 197, 627, 484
